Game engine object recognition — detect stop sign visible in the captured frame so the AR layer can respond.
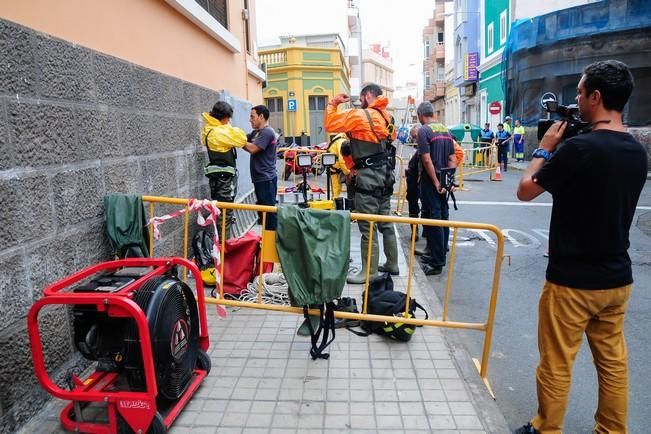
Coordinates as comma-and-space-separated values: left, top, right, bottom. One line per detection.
489, 101, 501, 115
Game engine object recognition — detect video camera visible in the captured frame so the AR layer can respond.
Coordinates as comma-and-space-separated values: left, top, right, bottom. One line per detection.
537, 101, 591, 140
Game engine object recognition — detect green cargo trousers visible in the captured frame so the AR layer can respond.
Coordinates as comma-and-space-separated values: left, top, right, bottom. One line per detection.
209, 171, 238, 239
353, 166, 397, 275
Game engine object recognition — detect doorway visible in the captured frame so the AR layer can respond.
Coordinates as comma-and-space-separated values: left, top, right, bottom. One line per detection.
265, 97, 284, 144
308, 96, 327, 145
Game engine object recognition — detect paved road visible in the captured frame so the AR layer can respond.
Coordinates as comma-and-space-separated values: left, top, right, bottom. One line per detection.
422, 170, 651, 433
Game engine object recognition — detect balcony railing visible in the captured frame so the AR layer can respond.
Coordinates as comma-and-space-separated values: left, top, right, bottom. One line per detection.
435, 2, 445, 23
259, 50, 287, 66
424, 81, 446, 101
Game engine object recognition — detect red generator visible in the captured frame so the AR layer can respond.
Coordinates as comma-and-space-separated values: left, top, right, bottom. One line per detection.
28, 257, 211, 433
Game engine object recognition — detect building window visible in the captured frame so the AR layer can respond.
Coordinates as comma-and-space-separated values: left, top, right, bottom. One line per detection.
194, 0, 228, 29
309, 96, 327, 111
437, 65, 445, 81
425, 71, 431, 89
437, 32, 444, 44
265, 97, 283, 113
424, 40, 430, 57
500, 10, 507, 45
487, 22, 494, 54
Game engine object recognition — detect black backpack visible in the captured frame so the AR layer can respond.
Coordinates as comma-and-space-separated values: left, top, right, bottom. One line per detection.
349, 273, 428, 342
192, 230, 214, 270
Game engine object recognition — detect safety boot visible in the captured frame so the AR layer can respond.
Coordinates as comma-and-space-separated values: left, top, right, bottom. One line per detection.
378, 233, 399, 275
347, 268, 377, 284
347, 240, 378, 284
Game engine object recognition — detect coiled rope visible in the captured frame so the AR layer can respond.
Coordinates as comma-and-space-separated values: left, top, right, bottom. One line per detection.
238, 272, 290, 305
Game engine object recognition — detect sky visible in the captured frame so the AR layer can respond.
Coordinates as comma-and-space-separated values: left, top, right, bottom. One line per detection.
255, 0, 437, 89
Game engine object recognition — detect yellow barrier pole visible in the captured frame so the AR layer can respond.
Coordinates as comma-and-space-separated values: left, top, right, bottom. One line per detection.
258, 212, 267, 304
398, 157, 407, 214
148, 202, 154, 257
206, 297, 487, 330
442, 227, 458, 321
361, 221, 375, 314
403, 223, 418, 317
458, 162, 465, 191
183, 204, 189, 281
474, 229, 504, 398
219, 203, 227, 299
394, 156, 407, 215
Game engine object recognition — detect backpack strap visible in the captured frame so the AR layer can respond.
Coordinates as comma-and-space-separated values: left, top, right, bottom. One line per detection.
304, 303, 337, 360
204, 127, 213, 148
361, 109, 383, 144
205, 126, 237, 162
345, 325, 372, 337
411, 300, 429, 323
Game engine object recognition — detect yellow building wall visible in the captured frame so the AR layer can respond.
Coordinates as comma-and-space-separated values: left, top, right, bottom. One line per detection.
261, 46, 350, 139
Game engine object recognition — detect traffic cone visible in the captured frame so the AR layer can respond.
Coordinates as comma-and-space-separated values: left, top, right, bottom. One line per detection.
493, 165, 502, 181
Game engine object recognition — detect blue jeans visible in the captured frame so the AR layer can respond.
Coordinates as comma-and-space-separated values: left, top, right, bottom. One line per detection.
254, 177, 277, 230
420, 176, 449, 267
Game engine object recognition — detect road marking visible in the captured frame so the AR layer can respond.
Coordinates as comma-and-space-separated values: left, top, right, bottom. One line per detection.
532, 229, 549, 240
503, 229, 541, 248
467, 229, 496, 248
456, 200, 651, 211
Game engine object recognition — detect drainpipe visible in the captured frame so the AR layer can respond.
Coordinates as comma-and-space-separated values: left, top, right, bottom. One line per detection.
242, 6, 250, 101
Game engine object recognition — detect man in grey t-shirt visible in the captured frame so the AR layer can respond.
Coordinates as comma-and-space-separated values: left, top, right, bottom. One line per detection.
244, 105, 278, 229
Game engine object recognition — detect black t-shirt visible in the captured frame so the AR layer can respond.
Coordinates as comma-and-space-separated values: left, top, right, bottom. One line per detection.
533, 129, 648, 289
406, 150, 420, 176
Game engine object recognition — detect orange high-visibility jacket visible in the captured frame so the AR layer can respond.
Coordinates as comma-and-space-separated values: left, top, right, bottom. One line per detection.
324, 95, 396, 145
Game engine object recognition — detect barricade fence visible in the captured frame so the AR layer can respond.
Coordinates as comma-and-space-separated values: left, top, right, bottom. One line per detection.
142, 195, 505, 395
458, 140, 499, 188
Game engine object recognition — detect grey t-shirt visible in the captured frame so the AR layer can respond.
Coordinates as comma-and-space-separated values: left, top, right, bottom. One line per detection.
248, 126, 277, 182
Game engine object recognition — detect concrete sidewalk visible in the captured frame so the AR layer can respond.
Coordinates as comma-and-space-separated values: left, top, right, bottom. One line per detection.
20, 225, 510, 434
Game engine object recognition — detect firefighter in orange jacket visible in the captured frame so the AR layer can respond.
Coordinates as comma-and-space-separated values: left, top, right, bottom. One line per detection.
325, 83, 398, 284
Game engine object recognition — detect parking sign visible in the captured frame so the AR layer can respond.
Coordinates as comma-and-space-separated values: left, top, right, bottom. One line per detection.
287, 99, 297, 112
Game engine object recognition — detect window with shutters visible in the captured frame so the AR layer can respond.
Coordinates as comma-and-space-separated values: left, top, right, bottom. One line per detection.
265, 97, 284, 113
194, 0, 228, 29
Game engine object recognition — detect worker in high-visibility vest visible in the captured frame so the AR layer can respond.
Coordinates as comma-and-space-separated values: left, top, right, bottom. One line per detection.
513, 119, 526, 162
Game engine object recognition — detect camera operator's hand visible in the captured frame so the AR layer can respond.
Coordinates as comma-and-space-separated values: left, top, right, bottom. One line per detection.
540, 121, 568, 153
329, 93, 350, 106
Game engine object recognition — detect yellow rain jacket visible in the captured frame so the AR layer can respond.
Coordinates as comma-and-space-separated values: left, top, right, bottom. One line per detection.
201, 112, 247, 153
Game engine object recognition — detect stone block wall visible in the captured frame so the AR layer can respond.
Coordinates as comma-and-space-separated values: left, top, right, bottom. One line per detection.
0, 18, 253, 433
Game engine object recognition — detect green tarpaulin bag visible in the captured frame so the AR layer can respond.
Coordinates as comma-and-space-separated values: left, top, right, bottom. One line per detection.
104, 194, 150, 258
276, 206, 351, 359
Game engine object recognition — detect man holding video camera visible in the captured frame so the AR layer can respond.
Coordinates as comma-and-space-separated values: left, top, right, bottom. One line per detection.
515, 60, 647, 434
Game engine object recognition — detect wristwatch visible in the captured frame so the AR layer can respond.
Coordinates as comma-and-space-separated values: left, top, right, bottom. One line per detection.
532, 148, 552, 161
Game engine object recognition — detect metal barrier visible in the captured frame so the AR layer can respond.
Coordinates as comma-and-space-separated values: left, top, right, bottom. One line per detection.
277, 146, 326, 185
458, 141, 498, 188
393, 155, 408, 215
142, 195, 505, 396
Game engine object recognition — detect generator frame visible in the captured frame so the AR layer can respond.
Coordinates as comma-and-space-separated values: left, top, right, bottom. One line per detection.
27, 257, 210, 434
